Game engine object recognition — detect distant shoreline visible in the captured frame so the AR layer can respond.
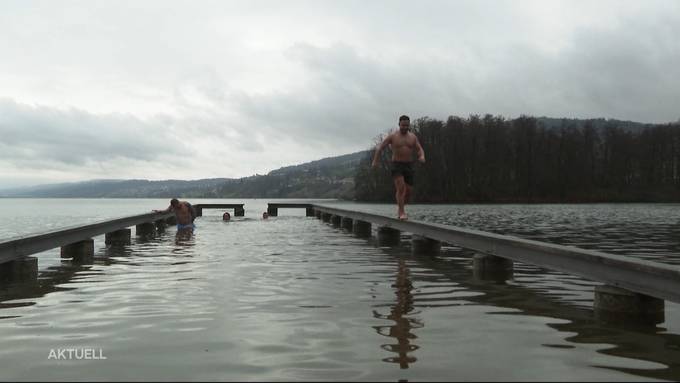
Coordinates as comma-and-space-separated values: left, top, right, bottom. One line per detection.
1, 196, 677, 204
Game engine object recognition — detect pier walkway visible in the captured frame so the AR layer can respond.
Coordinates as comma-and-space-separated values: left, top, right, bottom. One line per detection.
0, 201, 678, 324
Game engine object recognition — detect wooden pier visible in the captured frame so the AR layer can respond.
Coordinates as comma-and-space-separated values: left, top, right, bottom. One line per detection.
266, 203, 315, 217
279, 203, 680, 324
0, 210, 174, 281
1, 201, 679, 324
194, 203, 245, 217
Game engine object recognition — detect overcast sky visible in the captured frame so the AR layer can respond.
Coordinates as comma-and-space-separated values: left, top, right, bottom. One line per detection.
1, 0, 678, 188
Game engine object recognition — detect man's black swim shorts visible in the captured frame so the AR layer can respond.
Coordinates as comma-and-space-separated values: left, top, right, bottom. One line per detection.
391, 161, 414, 186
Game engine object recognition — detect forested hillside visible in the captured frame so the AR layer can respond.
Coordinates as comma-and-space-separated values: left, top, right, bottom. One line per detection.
354, 115, 680, 202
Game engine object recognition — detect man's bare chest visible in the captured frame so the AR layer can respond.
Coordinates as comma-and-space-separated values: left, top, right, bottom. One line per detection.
392, 135, 415, 149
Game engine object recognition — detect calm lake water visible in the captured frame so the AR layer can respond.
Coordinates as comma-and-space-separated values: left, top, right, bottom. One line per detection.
0, 199, 679, 381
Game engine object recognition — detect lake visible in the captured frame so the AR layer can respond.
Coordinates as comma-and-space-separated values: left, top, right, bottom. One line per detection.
0, 199, 679, 381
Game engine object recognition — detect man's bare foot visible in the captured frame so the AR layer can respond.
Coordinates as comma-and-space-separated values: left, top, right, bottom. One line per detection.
398, 213, 408, 220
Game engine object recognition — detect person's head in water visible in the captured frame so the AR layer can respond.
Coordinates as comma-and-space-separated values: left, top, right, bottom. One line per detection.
222, 212, 231, 221
170, 198, 180, 208
262, 212, 269, 219
398, 115, 410, 135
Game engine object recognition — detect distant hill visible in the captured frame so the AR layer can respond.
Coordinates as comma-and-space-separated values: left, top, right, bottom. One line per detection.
0, 178, 231, 198
2, 117, 660, 200
269, 151, 366, 178
0, 150, 370, 199
216, 150, 368, 199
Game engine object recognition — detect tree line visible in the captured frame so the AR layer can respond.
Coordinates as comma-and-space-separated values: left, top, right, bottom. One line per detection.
354, 115, 680, 203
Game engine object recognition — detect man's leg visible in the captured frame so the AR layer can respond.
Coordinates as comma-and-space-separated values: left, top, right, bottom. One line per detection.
404, 184, 412, 205
400, 167, 414, 219
393, 176, 406, 219
400, 184, 412, 220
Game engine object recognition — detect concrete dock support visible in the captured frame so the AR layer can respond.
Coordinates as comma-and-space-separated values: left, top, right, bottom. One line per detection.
166, 216, 177, 225
352, 220, 372, 238
341, 217, 353, 231
594, 285, 665, 324
322, 213, 332, 223
195, 207, 203, 217
155, 219, 166, 232
235, 207, 245, 217
377, 226, 401, 246
306, 207, 315, 217
267, 207, 278, 217
473, 253, 514, 282
61, 239, 94, 262
316, 210, 322, 219
0, 256, 38, 281
331, 215, 342, 227
411, 235, 441, 255
105, 228, 131, 245
135, 222, 156, 236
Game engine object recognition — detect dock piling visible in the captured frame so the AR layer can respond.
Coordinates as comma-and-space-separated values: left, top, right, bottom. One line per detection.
377, 226, 401, 246
135, 222, 156, 236
594, 285, 664, 325
0, 256, 38, 282
411, 235, 441, 255
341, 217, 353, 231
61, 239, 95, 262
473, 253, 513, 282
155, 219, 166, 232
105, 229, 131, 246
331, 215, 342, 227
352, 220, 372, 238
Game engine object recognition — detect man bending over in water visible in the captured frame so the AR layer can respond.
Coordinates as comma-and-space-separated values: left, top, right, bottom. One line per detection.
154, 198, 196, 230
371, 115, 426, 220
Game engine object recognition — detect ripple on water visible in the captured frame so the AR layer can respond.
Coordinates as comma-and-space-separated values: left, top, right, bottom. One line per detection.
0, 203, 679, 381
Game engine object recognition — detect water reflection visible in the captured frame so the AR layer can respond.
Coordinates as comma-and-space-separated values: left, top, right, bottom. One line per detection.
0, 243, 140, 311
0, 261, 90, 310
175, 228, 195, 245
1, 208, 679, 381
407, 247, 680, 381
173, 228, 196, 258
373, 256, 423, 369
0, 227, 194, 316
555, 319, 680, 380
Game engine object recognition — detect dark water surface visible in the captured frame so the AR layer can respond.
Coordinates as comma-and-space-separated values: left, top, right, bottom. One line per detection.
0, 199, 678, 381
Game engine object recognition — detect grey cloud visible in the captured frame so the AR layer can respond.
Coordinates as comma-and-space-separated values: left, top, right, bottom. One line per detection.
227, 8, 680, 144
0, 99, 192, 166
561, 17, 680, 121
468, 11, 680, 122
224, 43, 468, 149
2, 0, 679, 188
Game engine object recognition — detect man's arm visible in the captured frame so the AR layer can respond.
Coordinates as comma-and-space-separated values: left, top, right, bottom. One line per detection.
153, 205, 173, 213
371, 134, 392, 168
415, 136, 426, 163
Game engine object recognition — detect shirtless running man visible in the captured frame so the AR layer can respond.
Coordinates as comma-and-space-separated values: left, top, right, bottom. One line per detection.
371, 115, 426, 220
154, 198, 196, 230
